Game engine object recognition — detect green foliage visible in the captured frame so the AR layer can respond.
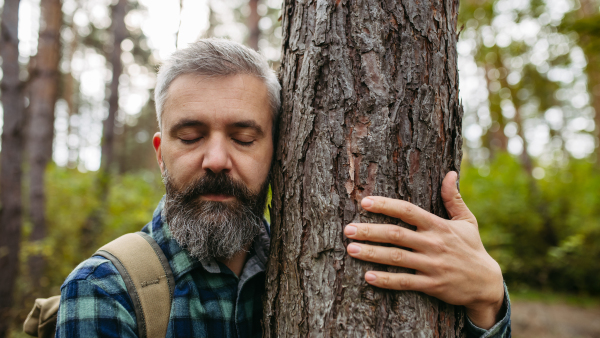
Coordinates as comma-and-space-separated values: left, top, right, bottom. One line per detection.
19, 165, 164, 297
461, 153, 600, 295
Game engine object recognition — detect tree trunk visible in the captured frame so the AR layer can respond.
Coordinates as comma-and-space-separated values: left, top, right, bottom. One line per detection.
65, 21, 80, 168
203, 0, 217, 39
101, 0, 127, 174
264, 0, 465, 337
26, 0, 63, 293
482, 62, 508, 157
0, 0, 25, 336
81, 0, 127, 252
578, 0, 600, 168
247, 0, 260, 50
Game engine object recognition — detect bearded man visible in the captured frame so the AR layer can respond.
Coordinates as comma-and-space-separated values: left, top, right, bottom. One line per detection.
56, 39, 511, 338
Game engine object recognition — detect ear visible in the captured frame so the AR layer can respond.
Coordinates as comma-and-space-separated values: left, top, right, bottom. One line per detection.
153, 132, 165, 175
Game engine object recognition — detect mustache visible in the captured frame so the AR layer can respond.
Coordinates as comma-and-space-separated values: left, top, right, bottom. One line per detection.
166, 171, 256, 206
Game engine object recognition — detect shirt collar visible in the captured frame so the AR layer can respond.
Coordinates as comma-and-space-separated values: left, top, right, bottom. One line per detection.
142, 196, 271, 282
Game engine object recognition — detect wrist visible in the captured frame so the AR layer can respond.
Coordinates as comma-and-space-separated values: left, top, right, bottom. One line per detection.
465, 282, 505, 329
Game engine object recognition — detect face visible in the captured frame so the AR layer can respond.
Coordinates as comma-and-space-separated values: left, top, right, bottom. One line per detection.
153, 73, 273, 199
153, 73, 274, 259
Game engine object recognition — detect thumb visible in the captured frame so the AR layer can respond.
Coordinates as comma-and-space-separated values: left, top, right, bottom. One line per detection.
441, 171, 475, 222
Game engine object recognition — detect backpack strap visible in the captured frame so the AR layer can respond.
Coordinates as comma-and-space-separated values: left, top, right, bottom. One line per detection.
95, 232, 174, 338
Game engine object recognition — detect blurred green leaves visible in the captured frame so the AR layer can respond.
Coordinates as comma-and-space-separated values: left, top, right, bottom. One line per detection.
462, 153, 600, 294
18, 165, 164, 295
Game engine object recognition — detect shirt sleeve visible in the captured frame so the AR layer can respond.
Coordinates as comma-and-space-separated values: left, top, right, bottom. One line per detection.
56, 258, 138, 338
465, 283, 512, 338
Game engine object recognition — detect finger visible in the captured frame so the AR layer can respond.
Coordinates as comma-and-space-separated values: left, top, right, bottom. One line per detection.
346, 243, 428, 271
361, 196, 438, 230
364, 271, 433, 292
441, 171, 475, 222
344, 223, 430, 251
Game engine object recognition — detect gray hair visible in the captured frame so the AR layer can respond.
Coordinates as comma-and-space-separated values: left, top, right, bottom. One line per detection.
154, 38, 281, 131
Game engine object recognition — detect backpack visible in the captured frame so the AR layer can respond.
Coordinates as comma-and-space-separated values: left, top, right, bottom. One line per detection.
23, 232, 175, 338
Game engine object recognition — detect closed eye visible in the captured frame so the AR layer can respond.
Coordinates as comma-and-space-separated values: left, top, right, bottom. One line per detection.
180, 137, 202, 145
233, 139, 254, 147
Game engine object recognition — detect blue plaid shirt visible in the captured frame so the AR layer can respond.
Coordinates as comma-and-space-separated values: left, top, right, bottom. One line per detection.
56, 197, 269, 338
56, 198, 510, 338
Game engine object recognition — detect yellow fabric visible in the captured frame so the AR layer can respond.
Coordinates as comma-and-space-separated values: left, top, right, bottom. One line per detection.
97, 233, 171, 338
23, 295, 61, 337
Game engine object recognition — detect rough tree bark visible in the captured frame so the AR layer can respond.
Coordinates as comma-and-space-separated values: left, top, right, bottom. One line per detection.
264, 0, 465, 337
26, 0, 63, 293
0, 0, 25, 336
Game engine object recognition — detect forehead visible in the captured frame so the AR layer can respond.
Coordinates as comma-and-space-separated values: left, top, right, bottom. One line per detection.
162, 73, 272, 130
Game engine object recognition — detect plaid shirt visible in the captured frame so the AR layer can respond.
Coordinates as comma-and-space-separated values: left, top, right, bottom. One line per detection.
56, 198, 510, 338
56, 197, 269, 338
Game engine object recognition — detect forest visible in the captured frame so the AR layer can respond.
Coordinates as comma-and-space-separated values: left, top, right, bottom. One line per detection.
0, 0, 599, 336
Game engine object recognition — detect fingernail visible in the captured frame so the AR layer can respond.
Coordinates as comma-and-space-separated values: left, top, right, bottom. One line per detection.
345, 225, 357, 236
365, 273, 377, 282
347, 243, 361, 254
362, 198, 374, 208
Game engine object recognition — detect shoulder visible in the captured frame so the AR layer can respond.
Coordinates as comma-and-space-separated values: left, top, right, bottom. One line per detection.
61, 256, 128, 296
57, 256, 137, 338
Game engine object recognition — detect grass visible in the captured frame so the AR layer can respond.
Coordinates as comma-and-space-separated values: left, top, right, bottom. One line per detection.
509, 287, 600, 308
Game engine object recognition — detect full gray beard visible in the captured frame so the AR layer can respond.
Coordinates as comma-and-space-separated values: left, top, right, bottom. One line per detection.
162, 169, 266, 261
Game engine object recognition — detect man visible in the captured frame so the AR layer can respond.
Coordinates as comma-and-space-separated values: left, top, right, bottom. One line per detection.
56, 39, 510, 337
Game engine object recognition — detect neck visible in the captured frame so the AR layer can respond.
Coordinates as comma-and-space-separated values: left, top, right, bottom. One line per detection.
217, 245, 251, 277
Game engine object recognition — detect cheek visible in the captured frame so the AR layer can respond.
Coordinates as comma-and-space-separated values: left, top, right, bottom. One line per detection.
162, 145, 201, 183
235, 147, 272, 190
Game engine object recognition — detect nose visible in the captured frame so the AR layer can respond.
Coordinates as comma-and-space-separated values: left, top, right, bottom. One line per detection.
201, 135, 232, 174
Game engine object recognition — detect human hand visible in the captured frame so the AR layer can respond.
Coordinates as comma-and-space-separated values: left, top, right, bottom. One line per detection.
344, 171, 505, 329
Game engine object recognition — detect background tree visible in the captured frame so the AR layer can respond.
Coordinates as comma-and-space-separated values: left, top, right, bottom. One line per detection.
0, 0, 25, 336
26, 0, 63, 295
264, 0, 464, 336
565, 0, 600, 168
457, 0, 600, 293
2, 0, 600, 335
81, 0, 128, 251
100, 0, 128, 176
247, 0, 260, 50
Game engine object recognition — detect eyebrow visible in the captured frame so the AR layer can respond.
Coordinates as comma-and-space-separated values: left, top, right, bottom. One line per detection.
168, 119, 265, 137
169, 119, 206, 135
231, 120, 265, 137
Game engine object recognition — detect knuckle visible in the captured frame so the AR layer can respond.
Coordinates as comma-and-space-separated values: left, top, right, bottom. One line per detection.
454, 192, 463, 201
429, 279, 443, 294
377, 198, 386, 210
430, 259, 445, 273
390, 249, 404, 265
388, 227, 404, 243
431, 239, 447, 254
435, 220, 451, 233
403, 204, 413, 216
358, 225, 371, 238
398, 276, 411, 289
379, 274, 390, 287
365, 247, 377, 259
